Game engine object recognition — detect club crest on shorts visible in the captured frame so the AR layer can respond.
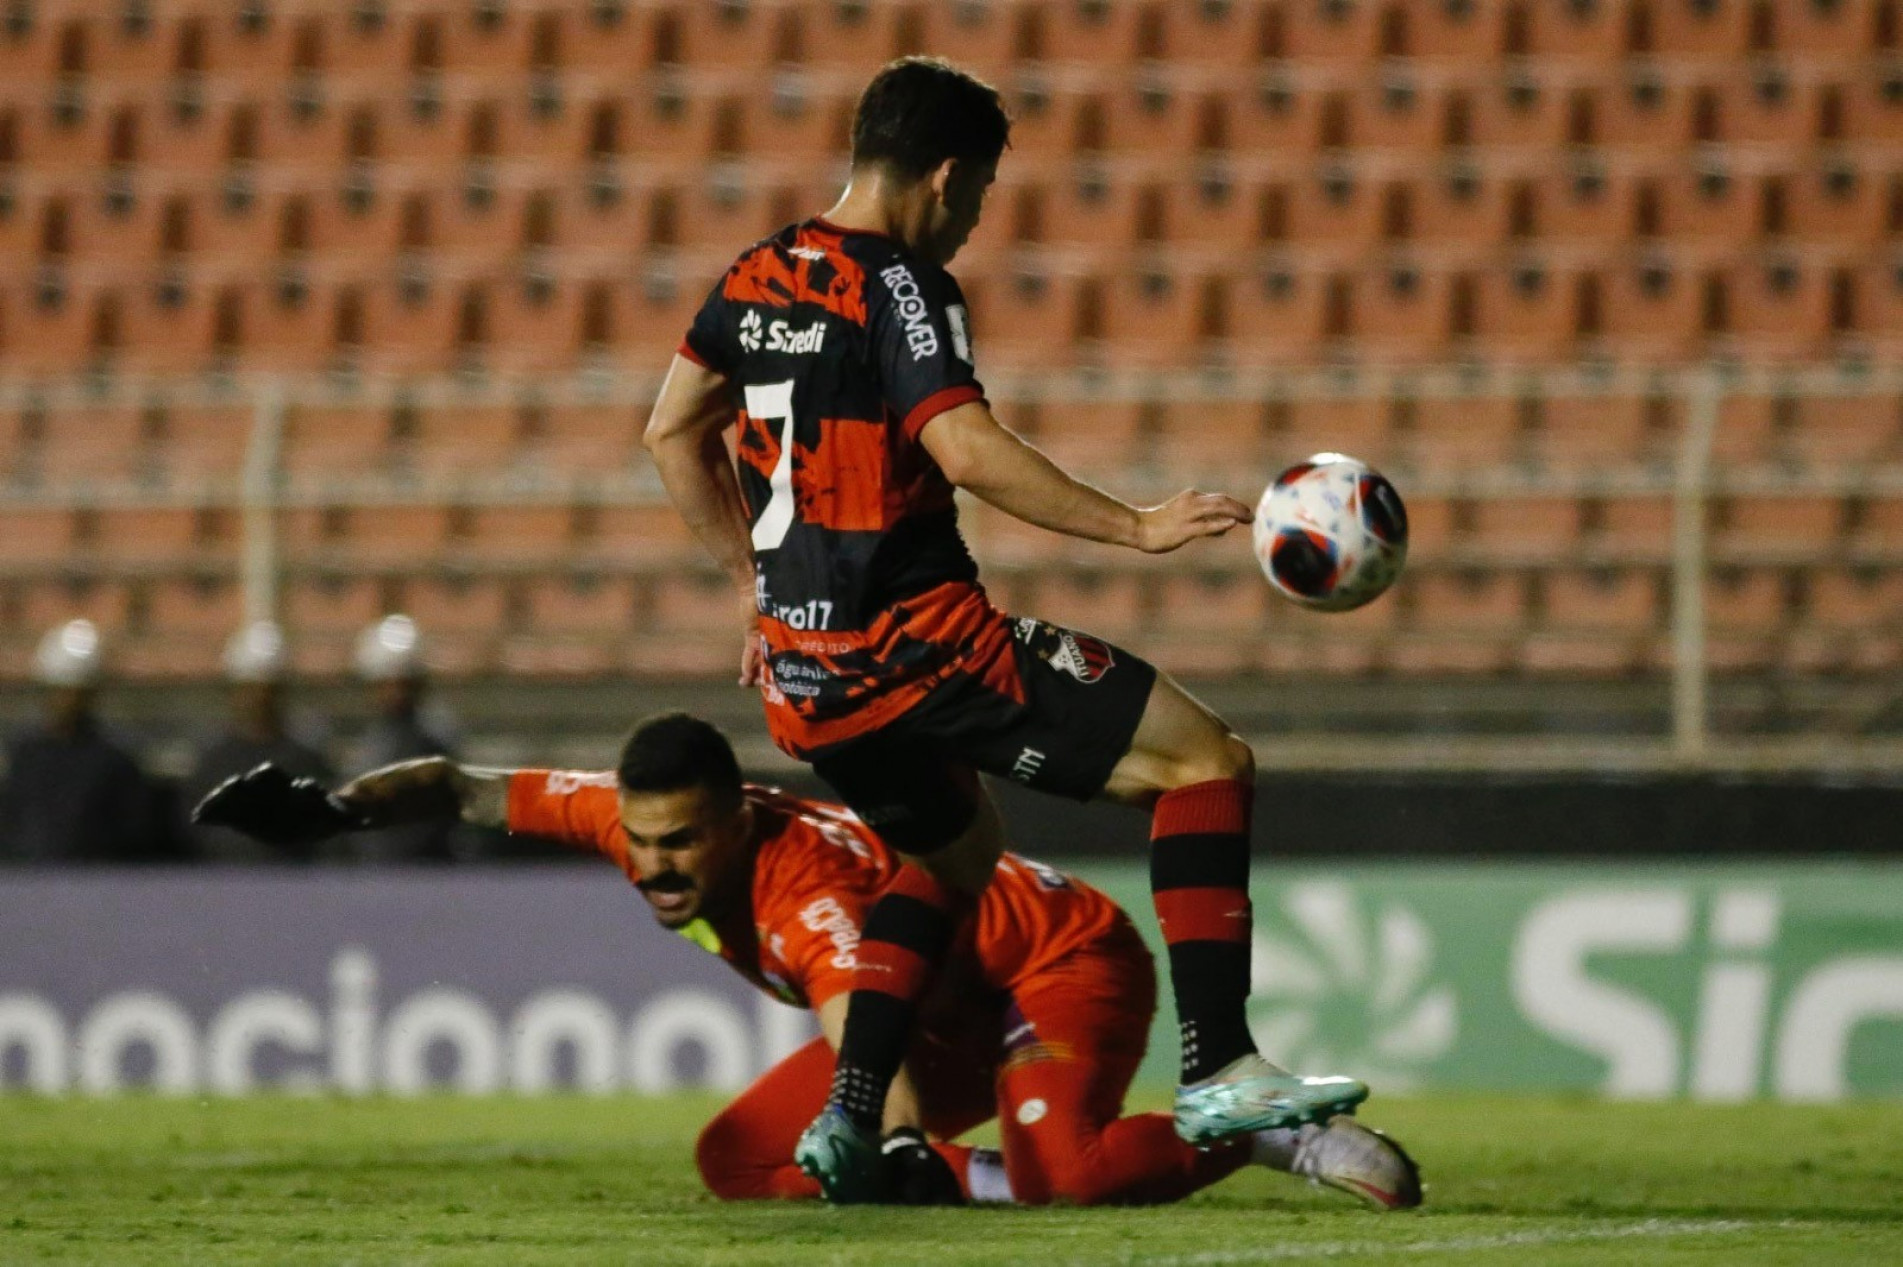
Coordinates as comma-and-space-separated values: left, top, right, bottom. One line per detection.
1017, 619, 1114, 684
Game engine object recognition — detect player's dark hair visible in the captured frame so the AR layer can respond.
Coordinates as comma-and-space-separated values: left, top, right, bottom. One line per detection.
850, 56, 1010, 179
616, 712, 743, 809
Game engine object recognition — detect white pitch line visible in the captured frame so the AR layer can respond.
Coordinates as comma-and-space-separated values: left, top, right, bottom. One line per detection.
1128, 1217, 1784, 1265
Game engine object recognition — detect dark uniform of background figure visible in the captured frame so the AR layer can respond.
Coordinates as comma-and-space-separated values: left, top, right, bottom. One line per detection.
182, 621, 336, 864
0, 620, 171, 865
331, 613, 474, 864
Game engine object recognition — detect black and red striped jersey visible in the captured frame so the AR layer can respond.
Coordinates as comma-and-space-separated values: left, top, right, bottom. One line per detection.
680, 217, 1007, 754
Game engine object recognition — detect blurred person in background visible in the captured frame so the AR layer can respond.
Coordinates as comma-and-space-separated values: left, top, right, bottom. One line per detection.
333, 613, 462, 863
0, 620, 168, 864
181, 621, 336, 863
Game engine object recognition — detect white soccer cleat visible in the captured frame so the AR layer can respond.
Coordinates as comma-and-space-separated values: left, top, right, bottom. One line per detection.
1174, 1054, 1370, 1145
1257, 1116, 1423, 1211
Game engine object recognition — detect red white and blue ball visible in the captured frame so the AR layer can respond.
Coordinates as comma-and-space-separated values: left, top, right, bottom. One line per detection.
1253, 453, 1408, 612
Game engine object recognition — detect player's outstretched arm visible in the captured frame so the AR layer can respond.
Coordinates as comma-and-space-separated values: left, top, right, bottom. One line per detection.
335, 757, 511, 831
918, 401, 1252, 554
643, 354, 764, 685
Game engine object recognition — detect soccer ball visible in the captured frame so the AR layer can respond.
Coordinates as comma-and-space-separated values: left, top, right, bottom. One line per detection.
1253, 453, 1408, 612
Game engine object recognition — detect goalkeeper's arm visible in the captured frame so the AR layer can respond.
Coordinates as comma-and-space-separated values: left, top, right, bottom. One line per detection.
336, 757, 512, 831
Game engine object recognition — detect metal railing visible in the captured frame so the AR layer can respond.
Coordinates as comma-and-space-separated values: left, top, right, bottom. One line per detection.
2, 361, 1900, 771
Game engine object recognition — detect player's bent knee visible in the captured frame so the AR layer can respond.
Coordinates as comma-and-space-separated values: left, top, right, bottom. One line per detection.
694, 1113, 768, 1201
1166, 731, 1255, 791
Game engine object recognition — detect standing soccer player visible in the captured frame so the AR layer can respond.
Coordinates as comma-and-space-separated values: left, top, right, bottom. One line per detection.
645, 57, 1367, 1201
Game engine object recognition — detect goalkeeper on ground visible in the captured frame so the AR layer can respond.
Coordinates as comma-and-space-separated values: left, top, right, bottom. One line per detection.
196, 711, 1419, 1209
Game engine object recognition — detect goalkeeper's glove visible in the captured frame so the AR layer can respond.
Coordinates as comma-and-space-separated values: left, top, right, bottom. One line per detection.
192, 763, 369, 846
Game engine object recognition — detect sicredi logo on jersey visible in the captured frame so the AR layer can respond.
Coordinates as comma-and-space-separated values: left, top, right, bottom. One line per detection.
880, 263, 939, 360
738, 308, 827, 355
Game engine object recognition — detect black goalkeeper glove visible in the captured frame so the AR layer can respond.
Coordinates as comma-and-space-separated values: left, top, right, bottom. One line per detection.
879, 1129, 966, 1206
192, 763, 369, 847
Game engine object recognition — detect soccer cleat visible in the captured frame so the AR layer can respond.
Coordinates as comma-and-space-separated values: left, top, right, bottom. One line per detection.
1173, 1054, 1369, 1146
793, 1104, 884, 1205
1285, 1117, 1423, 1211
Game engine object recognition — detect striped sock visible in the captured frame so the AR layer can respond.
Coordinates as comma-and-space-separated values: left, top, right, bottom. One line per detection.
1151, 779, 1259, 1084
829, 864, 967, 1131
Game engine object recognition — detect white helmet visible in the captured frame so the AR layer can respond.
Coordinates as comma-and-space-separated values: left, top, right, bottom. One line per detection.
224, 620, 289, 683
34, 619, 104, 688
354, 613, 426, 681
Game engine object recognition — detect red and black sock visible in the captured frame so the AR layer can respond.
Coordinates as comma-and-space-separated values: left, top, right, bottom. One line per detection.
829, 865, 969, 1132
1150, 779, 1259, 1084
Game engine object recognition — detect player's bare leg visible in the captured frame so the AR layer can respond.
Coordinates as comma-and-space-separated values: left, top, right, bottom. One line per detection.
1101, 672, 1370, 1144
794, 783, 1007, 1202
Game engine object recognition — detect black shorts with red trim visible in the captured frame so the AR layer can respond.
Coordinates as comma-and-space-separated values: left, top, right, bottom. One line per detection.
807, 615, 1158, 853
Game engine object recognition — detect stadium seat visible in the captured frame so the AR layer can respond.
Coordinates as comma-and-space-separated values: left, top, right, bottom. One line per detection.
1468, 260, 1582, 363
13, 576, 136, 637
1093, 270, 1220, 367
397, 575, 510, 673
284, 573, 389, 674
1721, 259, 1838, 360
1704, 566, 1789, 671
1148, 400, 1269, 484
1150, 570, 1267, 676
1228, 265, 1343, 363
284, 504, 456, 565
90, 506, 234, 566
1015, 399, 1147, 480
1784, 164, 1895, 246
1589, 495, 1675, 562
1523, 566, 1661, 674
29, 405, 148, 485
452, 505, 581, 562
1790, 395, 1902, 464
1469, 496, 1583, 560
1596, 258, 1706, 362
1022, 569, 1146, 644
1715, 494, 1846, 561
1349, 264, 1458, 365
1537, 394, 1671, 467
1389, 569, 1523, 673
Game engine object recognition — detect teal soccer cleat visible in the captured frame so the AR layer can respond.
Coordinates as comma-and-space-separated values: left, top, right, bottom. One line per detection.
1175, 1054, 1371, 1146
793, 1104, 885, 1205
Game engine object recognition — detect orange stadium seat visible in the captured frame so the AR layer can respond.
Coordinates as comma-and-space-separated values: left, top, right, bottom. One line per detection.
1784, 165, 1895, 246
1228, 265, 1342, 364
1723, 259, 1841, 360
1524, 566, 1661, 673
1595, 258, 1706, 362
1469, 496, 1584, 560
1644, 0, 1760, 56
453, 505, 582, 562
1459, 78, 1573, 149
1349, 264, 1458, 365
1704, 566, 1788, 671
1277, 0, 1387, 63
16, 576, 138, 636
1092, 270, 1219, 367
1645, 168, 1761, 246
1150, 571, 1267, 676
1390, 568, 1524, 673
1149, 400, 1269, 483
1023, 569, 1147, 644
1716, 494, 1846, 559
143, 574, 243, 638
1536, 394, 1669, 467
1019, 399, 1147, 478
1590, 496, 1675, 561
32, 405, 148, 484
1711, 393, 1786, 463
1849, 494, 1903, 552
398, 575, 510, 673
1170, 177, 1267, 250
640, 571, 744, 675
1468, 260, 1583, 363
88, 505, 234, 566
287, 503, 458, 565
1406, 397, 1524, 468
0, 508, 79, 565
1791, 395, 1902, 463
1264, 397, 1392, 469
1520, 0, 1629, 59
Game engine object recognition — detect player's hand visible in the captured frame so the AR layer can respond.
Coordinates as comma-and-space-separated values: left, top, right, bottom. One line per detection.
192, 763, 369, 846
1133, 489, 1253, 554
738, 625, 766, 688
879, 1129, 965, 1206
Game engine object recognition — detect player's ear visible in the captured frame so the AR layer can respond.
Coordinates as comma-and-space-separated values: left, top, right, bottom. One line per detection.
928, 157, 958, 204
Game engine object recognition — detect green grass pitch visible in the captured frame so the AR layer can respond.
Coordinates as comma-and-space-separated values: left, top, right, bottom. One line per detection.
3, 1094, 1901, 1264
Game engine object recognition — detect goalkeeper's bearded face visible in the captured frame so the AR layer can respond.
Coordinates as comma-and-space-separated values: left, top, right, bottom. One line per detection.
616, 786, 754, 930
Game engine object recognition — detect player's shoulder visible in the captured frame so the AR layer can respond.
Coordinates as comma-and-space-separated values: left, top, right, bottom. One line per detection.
746, 785, 883, 873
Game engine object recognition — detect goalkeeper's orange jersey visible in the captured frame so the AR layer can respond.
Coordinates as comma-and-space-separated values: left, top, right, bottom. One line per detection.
505, 771, 1130, 1011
